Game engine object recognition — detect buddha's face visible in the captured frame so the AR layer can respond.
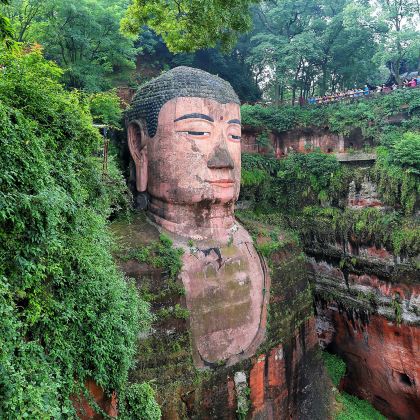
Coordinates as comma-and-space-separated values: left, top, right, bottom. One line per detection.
130, 97, 241, 205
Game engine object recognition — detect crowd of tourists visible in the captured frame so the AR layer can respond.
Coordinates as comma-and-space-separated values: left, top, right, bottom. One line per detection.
305, 75, 420, 105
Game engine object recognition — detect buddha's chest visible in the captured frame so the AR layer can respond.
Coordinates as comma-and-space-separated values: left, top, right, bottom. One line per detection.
180, 241, 266, 366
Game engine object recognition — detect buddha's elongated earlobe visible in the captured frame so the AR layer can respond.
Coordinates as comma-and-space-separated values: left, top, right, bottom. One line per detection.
127, 121, 148, 192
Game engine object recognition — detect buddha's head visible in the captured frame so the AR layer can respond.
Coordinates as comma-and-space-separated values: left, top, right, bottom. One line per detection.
126, 67, 241, 236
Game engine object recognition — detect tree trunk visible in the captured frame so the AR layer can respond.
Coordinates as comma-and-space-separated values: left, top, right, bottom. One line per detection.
274, 78, 280, 106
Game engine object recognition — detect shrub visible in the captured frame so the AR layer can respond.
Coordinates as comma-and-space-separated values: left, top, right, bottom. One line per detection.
0, 47, 151, 417
390, 131, 420, 174
336, 393, 386, 420
322, 352, 385, 419
135, 234, 184, 281
122, 383, 161, 420
88, 90, 123, 128
240, 151, 344, 210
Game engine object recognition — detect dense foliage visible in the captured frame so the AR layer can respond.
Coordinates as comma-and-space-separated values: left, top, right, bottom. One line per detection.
121, 0, 259, 53
134, 29, 261, 102
2, 0, 137, 90
241, 150, 419, 257
242, 88, 420, 136
248, 0, 418, 102
88, 90, 123, 128
240, 91, 420, 257
0, 0, 13, 48
241, 151, 345, 210
297, 207, 419, 257
122, 383, 161, 420
0, 48, 151, 417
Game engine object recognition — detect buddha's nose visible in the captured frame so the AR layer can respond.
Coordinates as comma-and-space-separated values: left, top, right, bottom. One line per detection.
207, 145, 234, 169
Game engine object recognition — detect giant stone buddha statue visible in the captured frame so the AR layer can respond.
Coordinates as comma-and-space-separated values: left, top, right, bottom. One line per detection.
126, 67, 269, 367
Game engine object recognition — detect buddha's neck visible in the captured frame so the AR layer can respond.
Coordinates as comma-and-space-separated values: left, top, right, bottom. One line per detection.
148, 197, 236, 242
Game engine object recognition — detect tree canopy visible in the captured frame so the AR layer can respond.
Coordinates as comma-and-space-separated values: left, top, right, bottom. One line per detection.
121, 0, 259, 53
2, 0, 137, 90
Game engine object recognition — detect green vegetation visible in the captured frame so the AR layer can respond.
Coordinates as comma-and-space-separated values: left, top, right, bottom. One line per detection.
322, 352, 346, 387
241, 151, 345, 211
389, 131, 420, 173
1, 0, 137, 90
322, 352, 386, 420
241, 89, 420, 136
391, 293, 403, 325
335, 393, 386, 420
0, 47, 152, 417
88, 90, 123, 128
297, 207, 419, 257
236, 386, 251, 420
240, 91, 420, 258
133, 233, 184, 281
0, 0, 13, 48
121, 383, 161, 420
240, 156, 419, 256
121, 0, 258, 53
248, 0, 418, 102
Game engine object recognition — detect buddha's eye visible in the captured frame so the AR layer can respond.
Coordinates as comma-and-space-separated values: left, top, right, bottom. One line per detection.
187, 131, 209, 136
228, 134, 241, 142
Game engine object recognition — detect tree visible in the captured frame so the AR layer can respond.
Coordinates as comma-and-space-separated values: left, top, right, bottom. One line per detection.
247, 0, 380, 103
345, 0, 419, 84
2, 0, 137, 91
121, 0, 260, 53
0, 46, 151, 417
2, 0, 44, 42
0, 0, 14, 48
373, 0, 420, 84
134, 29, 261, 102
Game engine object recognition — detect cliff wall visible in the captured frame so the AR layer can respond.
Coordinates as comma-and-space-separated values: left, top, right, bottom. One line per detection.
306, 182, 420, 419
241, 126, 371, 158
110, 212, 332, 419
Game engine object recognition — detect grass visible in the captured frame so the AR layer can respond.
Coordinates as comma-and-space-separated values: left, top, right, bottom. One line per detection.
322, 352, 386, 420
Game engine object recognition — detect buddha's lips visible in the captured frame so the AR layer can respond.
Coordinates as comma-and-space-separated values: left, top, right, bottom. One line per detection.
208, 179, 235, 187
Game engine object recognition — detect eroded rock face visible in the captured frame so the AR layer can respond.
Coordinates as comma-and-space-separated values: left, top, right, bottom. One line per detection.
240, 126, 374, 157
311, 259, 420, 324
72, 379, 117, 420
248, 318, 330, 420
310, 233, 420, 419
347, 176, 383, 209
317, 306, 420, 419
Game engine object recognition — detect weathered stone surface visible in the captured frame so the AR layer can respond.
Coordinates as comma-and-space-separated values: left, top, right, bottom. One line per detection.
311, 258, 420, 325
110, 214, 331, 419
241, 126, 373, 157
125, 67, 270, 369
347, 176, 382, 208
178, 223, 269, 367
310, 230, 420, 418
122, 67, 331, 418
72, 379, 117, 420
317, 307, 420, 419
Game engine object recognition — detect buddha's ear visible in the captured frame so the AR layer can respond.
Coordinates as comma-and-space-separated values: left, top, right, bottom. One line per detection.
127, 121, 148, 192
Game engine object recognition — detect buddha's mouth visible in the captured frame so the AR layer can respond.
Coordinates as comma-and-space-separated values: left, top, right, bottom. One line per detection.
208, 179, 235, 188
